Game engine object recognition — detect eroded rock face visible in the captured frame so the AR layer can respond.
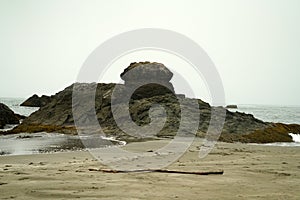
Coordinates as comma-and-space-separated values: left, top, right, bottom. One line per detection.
9, 81, 289, 143
20, 94, 51, 107
8, 83, 189, 137
0, 103, 21, 129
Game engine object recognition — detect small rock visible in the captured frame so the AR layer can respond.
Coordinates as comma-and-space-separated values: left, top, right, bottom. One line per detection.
0, 103, 23, 129
20, 94, 51, 107
226, 105, 238, 109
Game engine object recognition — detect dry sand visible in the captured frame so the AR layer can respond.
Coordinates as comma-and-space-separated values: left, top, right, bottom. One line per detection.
0, 139, 299, 200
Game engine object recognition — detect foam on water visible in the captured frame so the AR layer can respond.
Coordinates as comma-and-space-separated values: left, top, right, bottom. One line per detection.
289, 133, 300, 143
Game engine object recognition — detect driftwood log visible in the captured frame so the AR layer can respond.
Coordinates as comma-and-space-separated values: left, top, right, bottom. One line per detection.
89, 168, 224, 175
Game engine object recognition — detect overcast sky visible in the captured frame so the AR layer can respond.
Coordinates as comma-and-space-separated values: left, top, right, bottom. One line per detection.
1, 0, 299, 105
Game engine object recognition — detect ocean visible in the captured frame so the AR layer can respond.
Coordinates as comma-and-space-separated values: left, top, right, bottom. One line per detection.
229, 104, 300, 125
0, 98, 299, 155
0, 97, 39, 117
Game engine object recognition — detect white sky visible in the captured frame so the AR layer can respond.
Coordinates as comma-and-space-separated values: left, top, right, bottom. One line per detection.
1, 0, 299, 105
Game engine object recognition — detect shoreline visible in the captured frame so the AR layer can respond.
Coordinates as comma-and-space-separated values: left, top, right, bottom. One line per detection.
0, 132, 299, 157
0, 139, 299, 199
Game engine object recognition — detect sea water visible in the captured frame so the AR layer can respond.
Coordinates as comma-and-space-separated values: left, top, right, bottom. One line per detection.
0, 97, 39, 117
229, 104, 300, 124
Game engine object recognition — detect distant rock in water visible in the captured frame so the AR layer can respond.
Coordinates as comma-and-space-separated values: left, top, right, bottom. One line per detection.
226, 105, 238, 109
6, 62, 300, 143
0, 103, 24, 129
20, 94, 51, 107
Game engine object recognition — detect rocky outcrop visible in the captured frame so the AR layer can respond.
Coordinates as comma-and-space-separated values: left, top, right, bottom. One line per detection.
6, 62, 300, 143
20, 94, 51, 107
226, 105, 238, 109
0, 103, 24, 129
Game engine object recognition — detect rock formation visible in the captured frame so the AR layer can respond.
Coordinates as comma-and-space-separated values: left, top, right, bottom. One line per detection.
5, 62, 300, 143
0, 103, 24, 129
20, 94, 51, 107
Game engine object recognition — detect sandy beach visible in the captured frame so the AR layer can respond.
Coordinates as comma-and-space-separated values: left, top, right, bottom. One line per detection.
0, 139, 299, 200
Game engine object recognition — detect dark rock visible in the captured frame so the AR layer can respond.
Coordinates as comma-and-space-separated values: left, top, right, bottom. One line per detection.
121, 62, 175, 100
6, 62, 300, 143
20, 94, 51, 107
242, 123, 300, 143
120, 62, 173, 82
0, 103, 22, 129
16, 134, 42, 139
226, 105, 238, 109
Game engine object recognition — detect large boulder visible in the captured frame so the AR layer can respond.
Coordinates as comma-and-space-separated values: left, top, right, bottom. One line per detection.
0, 103, 22, 129
20, 94, 51, 107
120, 62, 175, 100
121, 62, 173, 82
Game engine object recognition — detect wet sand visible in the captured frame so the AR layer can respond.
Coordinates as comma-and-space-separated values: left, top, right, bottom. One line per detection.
0, 139, 299, 199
